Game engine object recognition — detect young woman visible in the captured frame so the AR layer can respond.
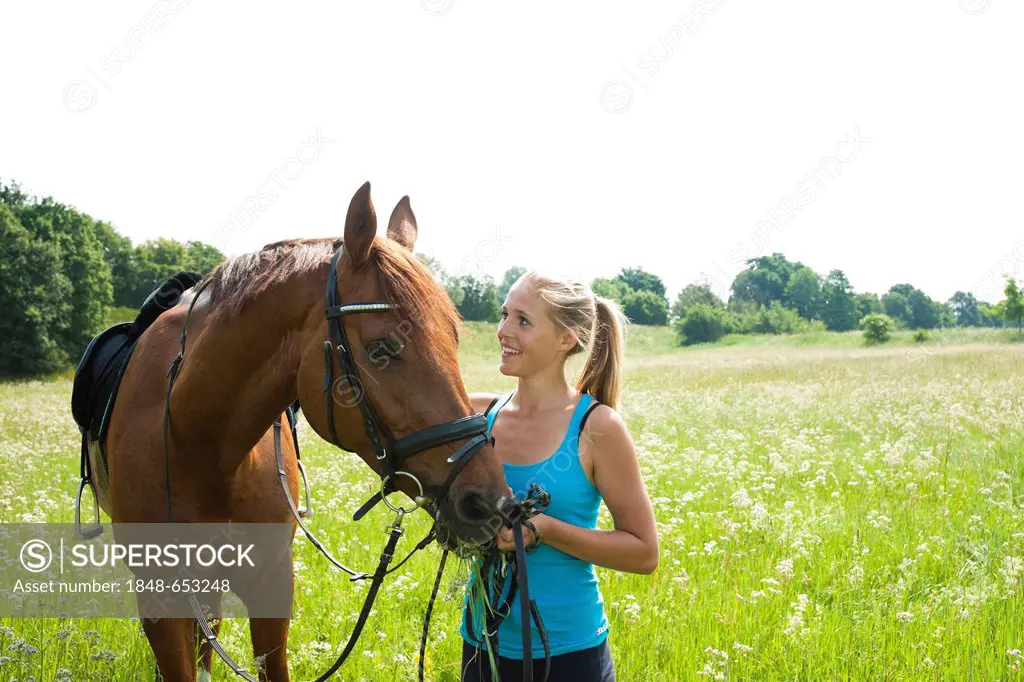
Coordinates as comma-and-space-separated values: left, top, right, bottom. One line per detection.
459, 271, 659, 682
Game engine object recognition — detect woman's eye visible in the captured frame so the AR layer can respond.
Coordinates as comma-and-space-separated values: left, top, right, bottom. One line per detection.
520, 317, 529, 326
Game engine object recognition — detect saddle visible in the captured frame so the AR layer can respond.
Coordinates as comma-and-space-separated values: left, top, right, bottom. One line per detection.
68, 271, 204, 538
69, 270, 305, 539
71, 271, 205, 454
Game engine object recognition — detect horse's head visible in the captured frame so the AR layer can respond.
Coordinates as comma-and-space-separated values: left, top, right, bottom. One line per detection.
297, 182, 506, 546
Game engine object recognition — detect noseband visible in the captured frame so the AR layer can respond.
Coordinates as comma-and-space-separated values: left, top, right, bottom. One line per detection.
321, 245, 492, 517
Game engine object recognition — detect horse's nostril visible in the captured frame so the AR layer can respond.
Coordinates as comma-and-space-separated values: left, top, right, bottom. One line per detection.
455, 488, 495, 525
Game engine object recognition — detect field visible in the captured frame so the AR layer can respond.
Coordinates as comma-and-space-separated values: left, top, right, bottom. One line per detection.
0, 323, 1022, 680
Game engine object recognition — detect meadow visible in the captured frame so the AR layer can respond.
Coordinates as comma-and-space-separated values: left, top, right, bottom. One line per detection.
0, 322, 1021, 680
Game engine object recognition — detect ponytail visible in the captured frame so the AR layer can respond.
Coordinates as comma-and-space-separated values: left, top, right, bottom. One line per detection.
520, 271, 630, 409
576, 295, 627, 409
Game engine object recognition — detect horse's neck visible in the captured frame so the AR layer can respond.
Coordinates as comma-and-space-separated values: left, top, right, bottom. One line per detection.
169, 270, 320, 466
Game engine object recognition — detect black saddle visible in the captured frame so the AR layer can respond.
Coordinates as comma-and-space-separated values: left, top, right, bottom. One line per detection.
71, 271, 204, 467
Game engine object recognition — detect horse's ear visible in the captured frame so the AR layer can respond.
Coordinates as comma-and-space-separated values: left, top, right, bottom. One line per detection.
343, 181, 376, 270
386, 196, 418, 252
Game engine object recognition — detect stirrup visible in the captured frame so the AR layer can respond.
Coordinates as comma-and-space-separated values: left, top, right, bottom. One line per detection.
75, 478, 103, 539
296, 460, 313, 519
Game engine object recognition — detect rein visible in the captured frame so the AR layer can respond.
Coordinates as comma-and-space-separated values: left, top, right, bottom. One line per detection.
158, 247, 549, 682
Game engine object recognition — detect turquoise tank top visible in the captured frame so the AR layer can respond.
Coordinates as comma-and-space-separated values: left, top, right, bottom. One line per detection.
460, 390, 610, 658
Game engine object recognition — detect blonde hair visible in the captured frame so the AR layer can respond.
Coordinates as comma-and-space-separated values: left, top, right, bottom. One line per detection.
519, 271, 629, 409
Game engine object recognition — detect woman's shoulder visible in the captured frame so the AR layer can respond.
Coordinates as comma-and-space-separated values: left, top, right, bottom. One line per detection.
469, 392, 502, 415
578, 397, 627, 441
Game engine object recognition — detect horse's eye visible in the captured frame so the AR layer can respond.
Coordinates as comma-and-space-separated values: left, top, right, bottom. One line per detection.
367, 338, 404, 365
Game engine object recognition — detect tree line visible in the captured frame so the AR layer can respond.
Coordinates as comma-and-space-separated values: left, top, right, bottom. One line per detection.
1, 180, 225, 376
427, 252, 1023, 346
2, 179, 1021, 376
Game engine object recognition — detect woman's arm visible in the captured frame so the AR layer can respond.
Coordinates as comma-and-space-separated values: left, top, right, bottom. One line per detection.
496, 406, 659, 574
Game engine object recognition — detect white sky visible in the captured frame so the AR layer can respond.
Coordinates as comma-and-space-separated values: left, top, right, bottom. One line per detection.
2, 1, 1021, 304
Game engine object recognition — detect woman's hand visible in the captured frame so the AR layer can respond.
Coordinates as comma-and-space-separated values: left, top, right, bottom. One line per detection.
495, 514, 546, 552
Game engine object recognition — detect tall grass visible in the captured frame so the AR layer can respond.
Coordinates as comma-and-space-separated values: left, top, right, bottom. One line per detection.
0, 324, 1021, 679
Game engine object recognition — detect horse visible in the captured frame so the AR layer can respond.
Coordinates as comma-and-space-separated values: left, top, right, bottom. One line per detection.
86, 182, 508, 681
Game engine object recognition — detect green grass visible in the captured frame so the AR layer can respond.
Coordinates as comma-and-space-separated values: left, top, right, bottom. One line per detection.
1, 323, 1022, 680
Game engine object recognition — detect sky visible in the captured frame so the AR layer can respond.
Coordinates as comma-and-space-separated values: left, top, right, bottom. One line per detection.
2, 0, 1022, 305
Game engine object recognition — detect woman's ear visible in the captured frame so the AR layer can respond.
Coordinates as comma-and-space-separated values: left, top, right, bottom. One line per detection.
557, 328, 579, 353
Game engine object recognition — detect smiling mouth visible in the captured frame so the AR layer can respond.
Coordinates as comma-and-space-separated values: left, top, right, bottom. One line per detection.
501, 345, 522, 357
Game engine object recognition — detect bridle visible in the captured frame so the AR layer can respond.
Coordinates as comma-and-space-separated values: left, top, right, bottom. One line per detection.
320, 244, 492, 521
160, 243, 540, 682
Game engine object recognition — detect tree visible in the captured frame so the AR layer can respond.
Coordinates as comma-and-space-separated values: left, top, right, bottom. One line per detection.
0, 205, 73, 376
616, 267, 666, 299
855, 292, 883, 320
126, 238, 189, 307
907, 289, 941, 329
860, 313, 894, 345
184, 241, 225, 274
621, 290, 669, 325
676, 304, 726, 345
1003, 277, 1024, 332
672, 283, 724, 320
498, 266, 527, 303
882, 283, 943, 329
7, 194, 112, 358
417, 254, 465, 307
94, 221, 136, 307
452, 274, 500, 322
948, 291, 983, 327
820, 269, 860, 331
782, 266, 822, 320
730, 253, 800, 307
979, 301, 1005, 328
592, 277, 631, 300
754, 301, 823, 334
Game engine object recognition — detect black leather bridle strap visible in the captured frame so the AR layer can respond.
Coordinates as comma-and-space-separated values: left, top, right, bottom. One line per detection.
512, 522, 533, 681
391, 414, 488, 462
352, 431, 490, 521
311, 513, 406, 682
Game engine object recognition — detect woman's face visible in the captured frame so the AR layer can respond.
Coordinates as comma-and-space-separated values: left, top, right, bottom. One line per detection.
496, 281, 575, 377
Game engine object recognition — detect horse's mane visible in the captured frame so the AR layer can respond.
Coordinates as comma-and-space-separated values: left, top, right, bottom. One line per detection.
203, 237, 461, 352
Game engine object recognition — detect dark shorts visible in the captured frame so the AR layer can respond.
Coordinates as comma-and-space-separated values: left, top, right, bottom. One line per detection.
460, 638, 616, 682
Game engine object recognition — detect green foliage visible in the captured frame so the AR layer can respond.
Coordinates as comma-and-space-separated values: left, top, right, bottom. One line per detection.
948, 291, 983, 327
781, 266, 822, 320
616, 266, 666, 298
621, 290, 669, 325
591, 277, 632, 300
0, 179, 226, 376
675, 303, 726, 345
978, 301, 1006, 328
882, 283, 948, 330
860, 313, 894, 345
671, 283, 724, 320
820, 270, 860, 331
94, 221, 136, 307
2, 182, 113, 366
497, 266, 526, 303
1003, 277, 1024, 332
913, 329, 929, 343
452, 274, 500, 322
754, 301, 825, 334
693, 300, 825, 340
0, 205, 73, 375
184, 240, 225, 274
730, 253, 800, 306
854, 292, 883, 320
